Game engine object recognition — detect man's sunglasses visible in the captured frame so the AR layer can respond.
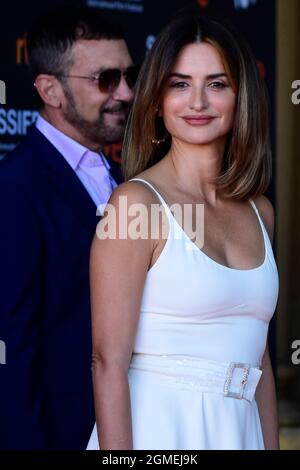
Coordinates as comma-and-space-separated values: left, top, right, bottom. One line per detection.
57, 66, 139, 93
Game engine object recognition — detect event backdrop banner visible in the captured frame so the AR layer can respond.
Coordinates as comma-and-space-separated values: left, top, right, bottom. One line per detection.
0, 0, 276, 194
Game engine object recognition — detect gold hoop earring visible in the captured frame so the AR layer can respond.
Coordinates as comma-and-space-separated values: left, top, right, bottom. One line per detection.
151, 127, 169, 145
151, 136, 167, 145
152, 112, 169, 144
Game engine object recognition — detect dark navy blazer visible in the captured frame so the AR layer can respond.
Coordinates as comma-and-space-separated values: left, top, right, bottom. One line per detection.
0, 126, 122, 449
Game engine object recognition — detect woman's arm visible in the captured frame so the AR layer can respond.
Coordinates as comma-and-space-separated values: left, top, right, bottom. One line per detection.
254, 195, 279, 449
255, 343, 279, 449
90, 182, 159, 450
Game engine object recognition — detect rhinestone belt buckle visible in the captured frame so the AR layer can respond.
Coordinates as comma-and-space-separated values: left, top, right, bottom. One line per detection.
223, 362, 251, 399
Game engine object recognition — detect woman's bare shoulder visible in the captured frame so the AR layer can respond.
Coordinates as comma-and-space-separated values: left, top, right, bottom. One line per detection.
109, 179, 160, 207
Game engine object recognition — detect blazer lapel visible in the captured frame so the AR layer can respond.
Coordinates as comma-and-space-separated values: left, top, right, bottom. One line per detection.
30, 127, 99, 236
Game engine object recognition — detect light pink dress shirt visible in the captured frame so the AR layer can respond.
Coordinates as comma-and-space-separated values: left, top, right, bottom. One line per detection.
36, 114, 117, 213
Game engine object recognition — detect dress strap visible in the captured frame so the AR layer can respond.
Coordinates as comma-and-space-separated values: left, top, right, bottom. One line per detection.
129, 178, 171, 213
249, 199, 271, 252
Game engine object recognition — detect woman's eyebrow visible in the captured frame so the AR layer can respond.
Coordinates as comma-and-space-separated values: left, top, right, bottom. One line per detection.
206, 73, 227, 79
168, 72, 227, 79
168, 72, 191, 79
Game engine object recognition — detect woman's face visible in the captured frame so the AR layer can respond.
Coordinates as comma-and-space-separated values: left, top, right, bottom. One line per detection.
161, 42, 236, 147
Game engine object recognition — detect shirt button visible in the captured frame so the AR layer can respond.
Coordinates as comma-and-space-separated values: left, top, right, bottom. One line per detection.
90, 157, 97, 165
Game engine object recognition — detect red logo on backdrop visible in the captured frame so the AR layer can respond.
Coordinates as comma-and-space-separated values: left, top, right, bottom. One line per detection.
16, 33, 28, 65
104, 142, 122, 164
197, 0, 209, 7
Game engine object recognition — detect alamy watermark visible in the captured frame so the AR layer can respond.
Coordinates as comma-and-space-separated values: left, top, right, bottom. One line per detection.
291, 339, 300, 365
291, 80, 300, 105
0, 80, 6, 104
96, 198, 205, 250
0, 340, 6, 365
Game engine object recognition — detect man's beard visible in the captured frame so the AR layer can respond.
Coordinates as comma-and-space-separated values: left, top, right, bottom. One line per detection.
62, 84, 130, 146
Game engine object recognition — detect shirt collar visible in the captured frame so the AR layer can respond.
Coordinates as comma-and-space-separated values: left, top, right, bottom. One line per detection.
36, 114, 110, 170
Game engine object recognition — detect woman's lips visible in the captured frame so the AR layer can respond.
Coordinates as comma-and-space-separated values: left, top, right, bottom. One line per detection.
182, 115, 216, 125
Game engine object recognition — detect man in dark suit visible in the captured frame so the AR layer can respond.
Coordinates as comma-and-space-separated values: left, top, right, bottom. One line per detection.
0, 7, 136, 449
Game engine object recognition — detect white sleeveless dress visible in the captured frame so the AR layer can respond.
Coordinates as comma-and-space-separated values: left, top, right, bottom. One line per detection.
87, 178, 279, 450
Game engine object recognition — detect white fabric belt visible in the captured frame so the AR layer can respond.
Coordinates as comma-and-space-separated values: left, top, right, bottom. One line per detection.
129, 354, 262, 403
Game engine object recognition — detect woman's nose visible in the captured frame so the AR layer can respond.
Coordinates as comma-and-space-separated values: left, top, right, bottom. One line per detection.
189, 86, 208, 111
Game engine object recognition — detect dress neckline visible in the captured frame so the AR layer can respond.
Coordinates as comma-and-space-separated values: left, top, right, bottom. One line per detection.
130, 178, 268, 273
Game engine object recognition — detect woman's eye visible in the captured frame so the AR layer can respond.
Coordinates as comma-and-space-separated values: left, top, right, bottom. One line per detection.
209, 81, 228, 89
170, 81, 188, 88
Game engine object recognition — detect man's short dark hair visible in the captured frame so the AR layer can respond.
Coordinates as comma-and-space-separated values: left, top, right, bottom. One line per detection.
27, 7, 124, 79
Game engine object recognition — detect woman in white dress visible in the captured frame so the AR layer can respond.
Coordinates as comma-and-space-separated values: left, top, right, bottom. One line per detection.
87, 13, 279, 450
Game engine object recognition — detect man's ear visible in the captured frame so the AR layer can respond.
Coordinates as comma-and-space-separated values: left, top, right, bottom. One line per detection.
34, 74, 64, 108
